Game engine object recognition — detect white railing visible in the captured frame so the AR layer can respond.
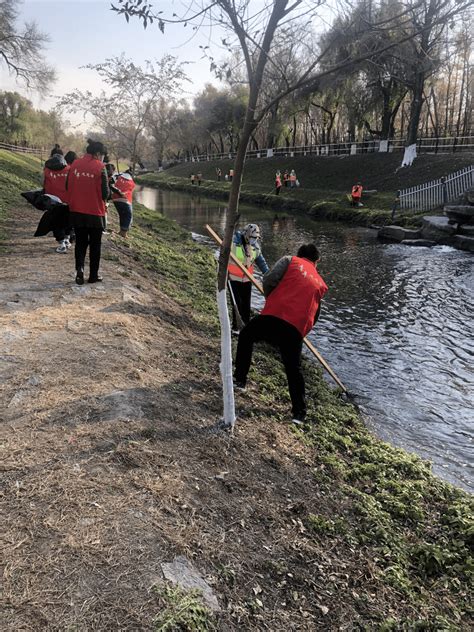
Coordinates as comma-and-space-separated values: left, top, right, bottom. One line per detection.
398, 165, 474, 211
0, 141, 44, 156
183, 136, 474, 163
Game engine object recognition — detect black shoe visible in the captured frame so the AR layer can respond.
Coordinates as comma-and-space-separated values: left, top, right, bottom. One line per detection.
75, 269, 84, 285
87, 276, 103, 283
233, 380, 246, 392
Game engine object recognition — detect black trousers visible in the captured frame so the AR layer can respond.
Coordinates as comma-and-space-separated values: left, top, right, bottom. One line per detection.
234, 315, 306, 419
74, 227, 102, 278
229, 280, 252, 329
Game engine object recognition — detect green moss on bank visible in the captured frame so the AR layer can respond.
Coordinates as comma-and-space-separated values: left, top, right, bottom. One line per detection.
0, 149, 43, 246
129, 203, 473, 628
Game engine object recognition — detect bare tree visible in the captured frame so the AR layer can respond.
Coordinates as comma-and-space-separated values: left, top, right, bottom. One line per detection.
0, 0, 55, 94
58, 55, 188, 170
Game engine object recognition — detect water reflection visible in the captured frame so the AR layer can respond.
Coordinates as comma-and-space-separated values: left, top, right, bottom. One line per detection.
135, 186, 474, 492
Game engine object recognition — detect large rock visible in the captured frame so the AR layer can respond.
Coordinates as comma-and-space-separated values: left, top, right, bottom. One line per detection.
459, 224, 474, 236
401, 239, 437, 247
444, 205, 474, 225
378, 226, 421, 242
421, 216, 457, 240
453, 235, 474, 253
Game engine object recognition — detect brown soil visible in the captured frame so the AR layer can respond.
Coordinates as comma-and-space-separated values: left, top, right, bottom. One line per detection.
0, 205, 453, 630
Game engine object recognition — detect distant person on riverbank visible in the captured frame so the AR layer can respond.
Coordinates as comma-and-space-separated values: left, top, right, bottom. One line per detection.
234, 243, 328, 425
190, 174, 195, 185
43, 152, 71, 253
283, 170, 289, 187
351, 182, 363, 206
197, 171, 202, 186
290, 169, 297, 188
216, 167, 222, 181
229, 168, 234, 182
228, 224, 269, 334
275, 171, 282, 195
111, 168, 136, 239
66, 139, 109, 285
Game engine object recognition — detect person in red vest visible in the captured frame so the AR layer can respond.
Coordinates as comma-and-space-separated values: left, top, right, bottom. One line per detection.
66, 139, 109, 285
234, 243, 328, 425
351, 182, 363, 206
111, 168, 136, 238
43, 150, 72, 253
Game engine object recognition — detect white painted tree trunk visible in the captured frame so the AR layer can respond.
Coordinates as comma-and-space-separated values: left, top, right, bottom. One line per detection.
217, 288, 236, 428
401, 143, 417, 167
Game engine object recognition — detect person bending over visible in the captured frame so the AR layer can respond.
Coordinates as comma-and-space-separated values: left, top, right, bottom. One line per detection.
234, 243, 328, 425
111, 168, 135, 238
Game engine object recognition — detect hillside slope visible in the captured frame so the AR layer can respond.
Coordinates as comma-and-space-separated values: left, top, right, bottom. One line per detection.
165, 152, 474, 192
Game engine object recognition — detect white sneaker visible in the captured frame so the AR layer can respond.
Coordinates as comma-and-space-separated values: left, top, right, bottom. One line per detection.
290, 418, 305, 426
56, 240, 67, 253
65, 238, 72, 249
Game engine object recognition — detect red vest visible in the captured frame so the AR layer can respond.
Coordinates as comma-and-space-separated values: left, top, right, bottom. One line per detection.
261, 256, 328, 337
352, 185, 362, 198
44, 166, 70, 203
112, 173, 135, 204
67, 155, 106, 216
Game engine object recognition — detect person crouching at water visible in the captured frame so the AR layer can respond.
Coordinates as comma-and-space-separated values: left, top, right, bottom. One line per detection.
111, 168, 135, 238
66, 139, 109, 285
228, 223, 269, 334
234, 243, 328, 425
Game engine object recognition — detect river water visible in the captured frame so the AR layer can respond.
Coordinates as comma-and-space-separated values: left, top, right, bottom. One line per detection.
135, 186, 473, 492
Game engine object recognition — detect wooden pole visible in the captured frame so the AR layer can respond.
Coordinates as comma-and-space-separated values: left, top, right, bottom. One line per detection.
205, 224, 347, 392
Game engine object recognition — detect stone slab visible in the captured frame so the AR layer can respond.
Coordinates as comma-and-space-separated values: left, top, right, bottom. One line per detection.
421, 216, 457, 238
378, 226, 421, 241
400, 239, 437, 247
459, 224, 474, 236
453, 235, 474, 253
161, 556, 220, 612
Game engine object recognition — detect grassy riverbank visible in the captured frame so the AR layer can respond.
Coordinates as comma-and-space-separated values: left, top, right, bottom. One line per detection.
130, 202, 473, 629
138, 152, 474, 227
0, 149, 42, 246
1, 148, 472, 629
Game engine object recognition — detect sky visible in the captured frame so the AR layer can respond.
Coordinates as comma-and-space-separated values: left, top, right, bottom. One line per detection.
1, 0, 227, 126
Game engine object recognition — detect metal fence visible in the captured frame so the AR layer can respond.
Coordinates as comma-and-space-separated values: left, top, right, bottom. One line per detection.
185, 135, 474, 163
398, 165, 474, 212
0, 141, 44, 156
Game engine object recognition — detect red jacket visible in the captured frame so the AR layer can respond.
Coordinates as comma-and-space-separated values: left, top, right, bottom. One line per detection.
112, 173, 135, 204
67, 155, 106, 216
261, 256, 328, 337
44, 165, 70, 203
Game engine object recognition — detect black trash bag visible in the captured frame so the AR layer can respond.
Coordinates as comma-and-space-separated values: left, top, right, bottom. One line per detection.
21, 190, 65, 211
34, 204, 70, 237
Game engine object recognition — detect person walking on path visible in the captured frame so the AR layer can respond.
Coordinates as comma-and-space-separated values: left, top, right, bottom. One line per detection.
275, 171, 282, 195
111, 168, 136, 238
43, 152, 72, 253
228, 224, 269, 333
66, 139, 109, 285
234, 243, 328, 425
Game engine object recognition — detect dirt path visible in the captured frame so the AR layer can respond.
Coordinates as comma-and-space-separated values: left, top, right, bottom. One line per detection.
1, 206, 351, 630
